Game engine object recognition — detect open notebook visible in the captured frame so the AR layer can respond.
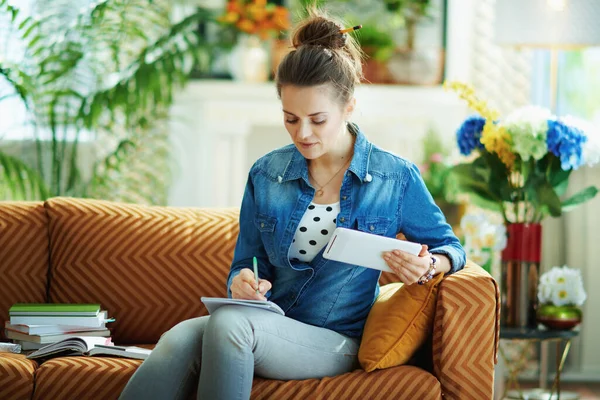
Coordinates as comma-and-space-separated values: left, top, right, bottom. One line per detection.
26, 337, 152, 360
201, 297, 285, 316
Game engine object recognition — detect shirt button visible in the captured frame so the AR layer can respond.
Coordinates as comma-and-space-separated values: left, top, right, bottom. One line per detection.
260, 222, 265, 228
342, 196, 347, 200
340, 217, 345, 223
370, 225, 375, 231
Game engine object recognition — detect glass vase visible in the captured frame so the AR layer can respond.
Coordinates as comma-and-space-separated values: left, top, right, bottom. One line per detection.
500, 223, 542, 328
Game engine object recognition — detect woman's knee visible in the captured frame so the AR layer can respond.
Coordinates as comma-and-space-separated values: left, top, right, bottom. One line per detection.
156, 316, 207, 354
205, 306, 253, 347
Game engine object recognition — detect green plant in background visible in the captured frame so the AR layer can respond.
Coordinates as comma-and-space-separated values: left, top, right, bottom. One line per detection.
382, 0, 433, 51
355, 24, 395, 63
419, 126, 458, 204
0, 0, 215, 204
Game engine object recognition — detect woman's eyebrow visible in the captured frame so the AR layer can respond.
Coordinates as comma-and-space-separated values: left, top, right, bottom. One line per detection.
282, 110, 327, 117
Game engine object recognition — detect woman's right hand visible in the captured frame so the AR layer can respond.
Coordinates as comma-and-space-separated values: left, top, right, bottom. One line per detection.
230, 268, 272, 301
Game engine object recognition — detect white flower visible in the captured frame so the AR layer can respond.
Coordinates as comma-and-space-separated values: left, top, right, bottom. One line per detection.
504, 105, 553, 161
461, 211, 507, 251
538, 265, 587, 306
460, 213, 485, 238
562, 115, 600, 167
465, 247, 490, 266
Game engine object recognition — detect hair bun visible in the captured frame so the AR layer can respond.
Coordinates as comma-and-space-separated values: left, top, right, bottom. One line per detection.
292, 15, 346, 50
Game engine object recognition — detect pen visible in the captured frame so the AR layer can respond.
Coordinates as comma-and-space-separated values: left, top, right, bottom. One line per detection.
253, 256, 260, 295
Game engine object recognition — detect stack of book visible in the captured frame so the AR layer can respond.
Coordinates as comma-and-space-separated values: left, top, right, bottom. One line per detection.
5, 303, 114, 350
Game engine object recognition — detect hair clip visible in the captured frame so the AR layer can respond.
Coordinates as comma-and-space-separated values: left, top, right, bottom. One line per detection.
340, 25, 362, 34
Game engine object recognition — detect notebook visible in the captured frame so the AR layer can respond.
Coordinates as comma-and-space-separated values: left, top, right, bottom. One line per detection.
201, 297, 285, 316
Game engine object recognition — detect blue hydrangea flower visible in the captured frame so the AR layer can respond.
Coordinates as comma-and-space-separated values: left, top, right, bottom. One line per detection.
547, 119, 588, 170
457, 115, 486, 156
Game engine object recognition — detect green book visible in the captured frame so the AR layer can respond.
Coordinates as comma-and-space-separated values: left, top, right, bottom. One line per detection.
9, 303, 101, 317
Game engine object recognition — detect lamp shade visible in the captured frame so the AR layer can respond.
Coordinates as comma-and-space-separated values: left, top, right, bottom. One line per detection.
494, 0, 600, 48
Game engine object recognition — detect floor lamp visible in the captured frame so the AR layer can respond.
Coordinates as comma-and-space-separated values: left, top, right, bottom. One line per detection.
493, 0, 600, 399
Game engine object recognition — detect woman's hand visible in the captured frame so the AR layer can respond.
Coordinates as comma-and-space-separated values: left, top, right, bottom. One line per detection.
230, 268, 272, 301
383, 245, 431, 285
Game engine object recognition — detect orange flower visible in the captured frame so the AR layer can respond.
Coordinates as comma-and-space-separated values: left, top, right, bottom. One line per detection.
247, 4, 268, 22
236, 18, 256, 34
219, 0, 290, 38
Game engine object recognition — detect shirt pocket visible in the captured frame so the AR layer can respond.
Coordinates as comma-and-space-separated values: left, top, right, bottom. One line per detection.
356, 216, 393, 236
254, 213, 278, 260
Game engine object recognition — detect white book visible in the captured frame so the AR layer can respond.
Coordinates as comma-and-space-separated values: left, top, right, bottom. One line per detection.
10, 311, 111, 328
5, 329, 111, 344
13, 340, 44, 351
201, 297, 285, 316
4, 322, 109, 335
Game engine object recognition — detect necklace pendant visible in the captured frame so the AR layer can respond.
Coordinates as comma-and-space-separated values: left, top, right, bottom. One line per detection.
316, 189, 324, 197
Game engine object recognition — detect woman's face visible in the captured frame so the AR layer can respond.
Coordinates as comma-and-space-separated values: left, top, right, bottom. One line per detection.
280, 84, 355, 160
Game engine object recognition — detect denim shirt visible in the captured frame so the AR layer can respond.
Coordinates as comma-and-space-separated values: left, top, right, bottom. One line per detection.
227, 126, 465, 338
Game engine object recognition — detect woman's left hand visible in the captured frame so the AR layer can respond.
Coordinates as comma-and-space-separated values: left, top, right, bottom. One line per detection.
383, 244, 430, 285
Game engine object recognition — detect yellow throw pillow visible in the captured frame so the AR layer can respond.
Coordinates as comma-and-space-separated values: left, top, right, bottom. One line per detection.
358, 272, 444, 372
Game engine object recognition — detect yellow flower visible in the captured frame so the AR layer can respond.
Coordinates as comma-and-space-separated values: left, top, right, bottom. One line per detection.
445, 81, 515, 168
217, 11, 240, 24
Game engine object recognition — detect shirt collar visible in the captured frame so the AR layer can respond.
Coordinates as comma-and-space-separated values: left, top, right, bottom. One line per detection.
280, 124, 372, 184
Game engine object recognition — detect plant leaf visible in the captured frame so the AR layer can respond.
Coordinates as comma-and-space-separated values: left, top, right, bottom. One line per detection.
561, 186, 599, 212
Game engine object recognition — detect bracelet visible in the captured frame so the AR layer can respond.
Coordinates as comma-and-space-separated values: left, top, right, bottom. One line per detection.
417, 255, 438, 285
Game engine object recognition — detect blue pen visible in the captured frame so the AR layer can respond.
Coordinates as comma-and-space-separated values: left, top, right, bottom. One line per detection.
253, 256, 260, 295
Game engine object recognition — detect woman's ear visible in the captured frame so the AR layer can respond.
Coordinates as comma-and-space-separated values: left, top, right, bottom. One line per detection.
345, 97, 356, 120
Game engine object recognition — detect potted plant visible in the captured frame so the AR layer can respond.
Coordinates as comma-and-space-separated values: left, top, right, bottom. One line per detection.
445, 81, 599, 327
382, 0, 445, 85
217, 0, 291, 82
0, 1, 213, 204
537, 265, 587, 330
382, 0, 433, 52
355, 24, 396, 83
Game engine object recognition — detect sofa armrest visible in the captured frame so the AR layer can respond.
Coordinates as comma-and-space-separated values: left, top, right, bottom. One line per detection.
432, 261, 500, 400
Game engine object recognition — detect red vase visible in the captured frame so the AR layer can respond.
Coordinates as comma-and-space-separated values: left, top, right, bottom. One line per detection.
500, 223, 542, 328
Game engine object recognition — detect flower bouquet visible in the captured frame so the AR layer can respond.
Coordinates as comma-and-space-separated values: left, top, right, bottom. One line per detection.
218, 0, 290, 40
445, 81, 599, 328
445, 81, 600, 224
537, 266, 587, 330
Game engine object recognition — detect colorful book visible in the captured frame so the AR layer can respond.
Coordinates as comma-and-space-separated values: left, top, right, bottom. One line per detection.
4, 322, 109, 335
5, 329, 111, 344
9, 311, 112, 328
9, 303, 101, 317
26, 338, 151, 361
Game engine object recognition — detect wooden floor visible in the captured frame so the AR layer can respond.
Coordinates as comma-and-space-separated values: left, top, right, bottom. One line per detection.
513, 382, 600, 399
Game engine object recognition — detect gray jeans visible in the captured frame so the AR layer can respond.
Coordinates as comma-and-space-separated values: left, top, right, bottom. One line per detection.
118, 305, 360, 400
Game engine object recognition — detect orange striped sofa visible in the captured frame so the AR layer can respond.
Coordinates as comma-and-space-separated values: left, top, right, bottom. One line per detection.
0, 197, 499, 400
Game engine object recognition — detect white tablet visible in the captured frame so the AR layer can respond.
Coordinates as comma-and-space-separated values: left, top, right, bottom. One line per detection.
322, 227, 422, 272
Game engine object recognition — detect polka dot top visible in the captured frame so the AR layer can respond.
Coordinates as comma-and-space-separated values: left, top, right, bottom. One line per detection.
289, 202, 340, 263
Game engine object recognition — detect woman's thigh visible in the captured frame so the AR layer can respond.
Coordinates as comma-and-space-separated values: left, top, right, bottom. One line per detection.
215, 306, 360, 380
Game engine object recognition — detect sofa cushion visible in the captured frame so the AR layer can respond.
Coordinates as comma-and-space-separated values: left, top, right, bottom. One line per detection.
0, 353, 39, 400
32, 356, 141, 400
45, 197, 240, 344
0, 202, 49, 340
251, 365, 441, 400
358, 272, 444, 372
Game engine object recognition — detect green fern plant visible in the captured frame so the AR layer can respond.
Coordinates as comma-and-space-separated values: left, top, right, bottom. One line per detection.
0, 0, 214, 204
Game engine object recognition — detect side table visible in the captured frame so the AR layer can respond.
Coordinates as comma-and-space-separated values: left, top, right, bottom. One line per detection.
499, 327, 579, 400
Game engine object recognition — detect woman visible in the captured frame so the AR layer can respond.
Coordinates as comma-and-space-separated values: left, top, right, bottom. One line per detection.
119, 9, 465, 400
